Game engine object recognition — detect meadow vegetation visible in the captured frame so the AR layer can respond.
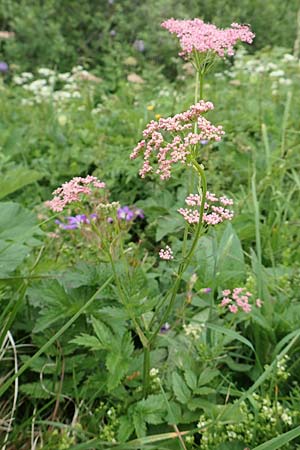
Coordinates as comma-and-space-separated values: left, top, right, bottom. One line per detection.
0, 2, 300, 449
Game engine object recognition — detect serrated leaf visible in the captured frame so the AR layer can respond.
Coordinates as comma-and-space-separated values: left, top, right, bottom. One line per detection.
198, 368, 220, 386
118, 415, 134, 443
172, 372, 191, 404
134, 394, 166, 424
71, 334, 103, 350
91, 316, 113, 348
133, 412, 146, 438
184, 369, 197, 391
20, 380, 54, 399
105, 332, 134, 390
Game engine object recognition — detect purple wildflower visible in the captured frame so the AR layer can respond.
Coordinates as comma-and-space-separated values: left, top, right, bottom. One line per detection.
133, 40, 145, 52
0, 61, 8, 73
55, 214, 95, 230
200, 287, 212, 294
160, 322, 171, 333
134, 208, 145, 219
200, 139, 209, 145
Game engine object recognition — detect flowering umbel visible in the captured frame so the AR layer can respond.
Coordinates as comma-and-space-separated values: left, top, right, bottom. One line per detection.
161, 19, 255, 59
178, 191, 234, 225
130, 100, 224, 180
45, 176, 106, 212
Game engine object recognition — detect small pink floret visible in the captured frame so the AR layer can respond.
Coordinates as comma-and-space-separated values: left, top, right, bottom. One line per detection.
159, 245, 174, 260
228, 304, 238, 314
256, 299, 263, 308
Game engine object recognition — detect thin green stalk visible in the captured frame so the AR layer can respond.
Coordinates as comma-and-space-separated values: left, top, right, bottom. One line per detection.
281, 91, 292, 158
149, 162, 207, 344
182, 70, 203, 257
0, 276, 113, 397
142, 345, 151, 398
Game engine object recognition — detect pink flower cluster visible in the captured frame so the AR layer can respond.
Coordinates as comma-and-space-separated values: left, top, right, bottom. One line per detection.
178, 191, 234, 225
220, 288, 263, 314
45, 176, 106, 212
130, 101, 224, 180
161, 18, 255, 58
159, 245, 174, 260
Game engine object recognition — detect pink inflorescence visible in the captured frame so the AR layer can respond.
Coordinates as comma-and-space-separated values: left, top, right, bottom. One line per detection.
220, 288, 263, 314
45, 175, 106, 212
159, 245, 174, 260
130, 100, 224, 180
178, 191, 234, 225
161, 18, 255, 58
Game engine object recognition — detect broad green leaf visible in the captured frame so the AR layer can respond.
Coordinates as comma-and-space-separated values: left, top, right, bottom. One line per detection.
0, 201, 40, 242
135, 394, 165, 420
156, 215, 183, 241
118, 415, 134, 443
0, 240, 28, 275
0, 166, 42, 200
184, 369, 197, 391
216, 223, 245, 284
198, 368, 220, 386
172, 372, 191, 404
133, 411, 146, 438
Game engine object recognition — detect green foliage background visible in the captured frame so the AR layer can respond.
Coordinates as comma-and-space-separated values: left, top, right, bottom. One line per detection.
0, 0, 298, 72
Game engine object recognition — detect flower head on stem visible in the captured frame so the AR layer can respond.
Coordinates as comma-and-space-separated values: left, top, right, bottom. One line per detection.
162, 18, 255, 61
130, 101, 224, 180
45, 175, 106, 212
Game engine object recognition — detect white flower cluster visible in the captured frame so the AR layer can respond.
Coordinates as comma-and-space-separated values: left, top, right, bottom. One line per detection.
13, 65, 100, 107
149, 367, 161, 389
196, 394, 298, 449
215, 48, 299, 95
183, 322, 205, 339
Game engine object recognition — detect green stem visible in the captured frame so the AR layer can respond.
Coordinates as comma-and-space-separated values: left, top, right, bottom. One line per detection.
182, 70, 203, 257
149, 162, 207, 345
142, 345, 151, 398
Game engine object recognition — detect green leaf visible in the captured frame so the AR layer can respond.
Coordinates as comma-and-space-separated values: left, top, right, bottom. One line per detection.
106, 332, 134, 390
133, 411, 146, 438
71, 334, 103, 350
134, 394, 166, 425
0, 240, 29, 275
0, 166, 42, 200
204, 322, 255, 353
156, 215, 183, 241
0, 201, 40, 242
184, 369, 197, 391
252, 425, 300, 450
91, 316, 114, 348
216, 223, 245, 283
195, 386, 216, 395
198, 368, 220, 386
172, 372, 191, 404
118, 415, 134, 443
